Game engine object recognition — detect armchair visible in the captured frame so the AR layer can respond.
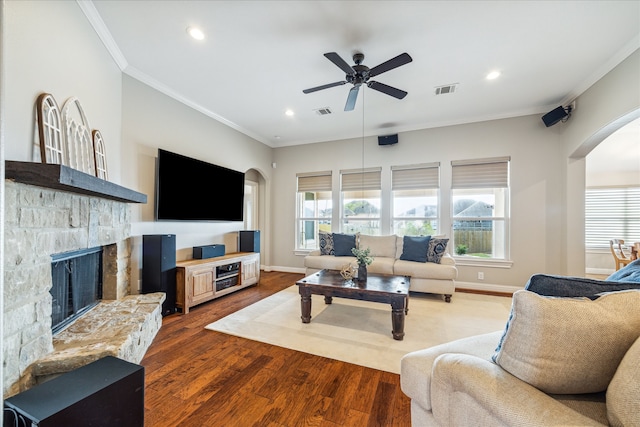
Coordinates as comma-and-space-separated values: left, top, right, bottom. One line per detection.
401, 261, 640, 426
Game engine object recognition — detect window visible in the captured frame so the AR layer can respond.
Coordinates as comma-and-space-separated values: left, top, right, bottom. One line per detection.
585, 187, 640, 248
341, 168, 382, 235
296, 171, 332, 250
451, 157, 510, 259
392, 163, 439, 236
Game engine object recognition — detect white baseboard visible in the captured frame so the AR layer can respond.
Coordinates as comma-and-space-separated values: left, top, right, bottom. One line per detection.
265, 265, 306, 274
455, 281, 520, 295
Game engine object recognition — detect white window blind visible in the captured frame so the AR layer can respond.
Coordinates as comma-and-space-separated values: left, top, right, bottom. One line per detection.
392, 163, 440, 190
451, 157, 510, 189
340, 168, 382, 191
297, 171, 332, 192
585, 187, 640, 248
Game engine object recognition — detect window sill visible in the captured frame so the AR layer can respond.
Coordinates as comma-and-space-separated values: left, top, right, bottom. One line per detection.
453, 256, 513, 269
294, 249, 313, 257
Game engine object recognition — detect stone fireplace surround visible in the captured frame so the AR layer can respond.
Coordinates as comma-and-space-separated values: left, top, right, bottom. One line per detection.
4, 162, 163, 396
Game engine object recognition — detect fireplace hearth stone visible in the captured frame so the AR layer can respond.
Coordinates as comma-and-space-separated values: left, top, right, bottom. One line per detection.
30, 292, 165, 385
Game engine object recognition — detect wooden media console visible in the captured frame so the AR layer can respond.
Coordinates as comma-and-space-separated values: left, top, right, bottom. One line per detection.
176, 252, 260, 313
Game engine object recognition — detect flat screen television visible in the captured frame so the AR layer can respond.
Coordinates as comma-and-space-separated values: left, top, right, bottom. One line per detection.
156, 149, 245, 221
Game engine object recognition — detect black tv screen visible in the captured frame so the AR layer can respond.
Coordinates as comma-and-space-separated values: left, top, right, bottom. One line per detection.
156, 149, 245, 221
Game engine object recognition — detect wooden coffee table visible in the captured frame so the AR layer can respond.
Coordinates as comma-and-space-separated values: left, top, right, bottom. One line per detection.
296, 269, 410, 340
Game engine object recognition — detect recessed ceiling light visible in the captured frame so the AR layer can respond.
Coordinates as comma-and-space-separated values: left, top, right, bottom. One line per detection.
187, 26, 205, 41
285, 109, 295, 116
486, 70, 501, 80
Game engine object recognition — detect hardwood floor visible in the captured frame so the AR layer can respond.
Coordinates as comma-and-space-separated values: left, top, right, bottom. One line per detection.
141, 271, 412, 426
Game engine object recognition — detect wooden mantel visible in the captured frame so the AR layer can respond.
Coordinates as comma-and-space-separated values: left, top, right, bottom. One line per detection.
5, 161, 147, 204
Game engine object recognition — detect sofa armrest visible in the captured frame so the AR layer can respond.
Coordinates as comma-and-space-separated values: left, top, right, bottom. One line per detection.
431, 354, 605, 427
307, 250, 321, 256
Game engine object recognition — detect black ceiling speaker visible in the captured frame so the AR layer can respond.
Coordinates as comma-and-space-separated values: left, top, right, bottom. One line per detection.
303, 52, 412, 111
542, 105, 572, 127
378, 134, 398, 146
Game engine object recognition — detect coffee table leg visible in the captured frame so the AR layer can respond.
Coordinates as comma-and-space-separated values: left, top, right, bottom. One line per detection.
324, 295, 333, 304
300, 287, 312, 323
391, 298, 405, 340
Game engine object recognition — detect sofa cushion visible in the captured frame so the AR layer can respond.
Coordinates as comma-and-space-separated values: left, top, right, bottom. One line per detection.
607, 335, 640, 427
426, 238, 449, 263
394, 259, 458, 280
525, 273, 640, 300
333, 233, 357, 256
359, 234, 397, 258
606, 258, 640, 282
304, 254, 356, 271
367, 257, 396, 275
493, 290, 640, 394
319, 231, 334, 255
400, 236, 431, 262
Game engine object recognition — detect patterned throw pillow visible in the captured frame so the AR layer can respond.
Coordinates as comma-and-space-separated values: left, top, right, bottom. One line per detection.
426, 238, 449, 263
319, 231, 334, 255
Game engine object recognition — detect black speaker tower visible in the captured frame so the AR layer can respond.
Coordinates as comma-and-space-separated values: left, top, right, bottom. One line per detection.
142, 234, 176, 316
239, 230, 260, 252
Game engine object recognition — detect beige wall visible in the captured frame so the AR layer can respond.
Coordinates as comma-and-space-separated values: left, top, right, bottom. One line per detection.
560, 49, 640, 276
4, 0, 123, 180
272, 115, 565, 289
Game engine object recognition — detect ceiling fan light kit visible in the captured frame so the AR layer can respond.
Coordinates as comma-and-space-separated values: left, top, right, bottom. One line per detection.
303, 51, 413, 111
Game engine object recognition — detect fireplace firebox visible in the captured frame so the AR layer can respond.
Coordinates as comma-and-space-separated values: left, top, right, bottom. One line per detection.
50, 247, 103, 334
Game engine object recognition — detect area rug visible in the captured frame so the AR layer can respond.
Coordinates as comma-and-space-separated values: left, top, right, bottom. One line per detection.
205, 286, 512, 374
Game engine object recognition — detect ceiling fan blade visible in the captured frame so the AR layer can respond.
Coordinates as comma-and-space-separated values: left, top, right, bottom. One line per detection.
303, 81, 347, 94
368, 53, 413, 78
324, 52, 355, 75
344, 86, 360, 111
367, 81, 408, 99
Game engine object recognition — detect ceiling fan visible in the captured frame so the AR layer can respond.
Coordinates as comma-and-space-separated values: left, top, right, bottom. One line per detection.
303, 51, 413, 111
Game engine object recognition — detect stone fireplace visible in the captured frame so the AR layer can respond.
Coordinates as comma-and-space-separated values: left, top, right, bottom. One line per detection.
4, 162, 162, 396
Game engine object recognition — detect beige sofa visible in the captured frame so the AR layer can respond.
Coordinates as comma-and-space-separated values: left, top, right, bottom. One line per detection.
304, 234, 457, 302
400, 288, 640, 426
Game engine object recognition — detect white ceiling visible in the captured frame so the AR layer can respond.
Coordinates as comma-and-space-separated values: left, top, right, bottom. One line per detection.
86, 0, 639, 150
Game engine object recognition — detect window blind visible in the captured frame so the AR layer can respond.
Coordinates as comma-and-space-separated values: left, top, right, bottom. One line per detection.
585, 187, 640, 248
451, 156, 510, 189
297, 171, 332, 192
392, 163, 440, 190
340, 168, 382, 191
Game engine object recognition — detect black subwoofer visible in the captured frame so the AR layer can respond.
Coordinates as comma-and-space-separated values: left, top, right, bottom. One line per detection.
3, 356, 144, 427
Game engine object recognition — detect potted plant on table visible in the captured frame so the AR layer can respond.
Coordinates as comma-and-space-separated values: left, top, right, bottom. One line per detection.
351, 247, 374, 282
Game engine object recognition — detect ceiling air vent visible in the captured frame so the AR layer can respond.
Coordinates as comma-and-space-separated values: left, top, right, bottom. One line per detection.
314, 107, 332, 116
434, 84, 458, 95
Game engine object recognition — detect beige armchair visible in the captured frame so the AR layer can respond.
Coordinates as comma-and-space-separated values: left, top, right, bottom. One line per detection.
401, 289, 640, 426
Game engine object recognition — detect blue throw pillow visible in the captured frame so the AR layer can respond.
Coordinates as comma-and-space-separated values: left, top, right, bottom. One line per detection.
332, 233, 357, 256
606, 259, 640, 282
400, 236, 431, 262
525, 271, 640, 300
426, 238, 449, 263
